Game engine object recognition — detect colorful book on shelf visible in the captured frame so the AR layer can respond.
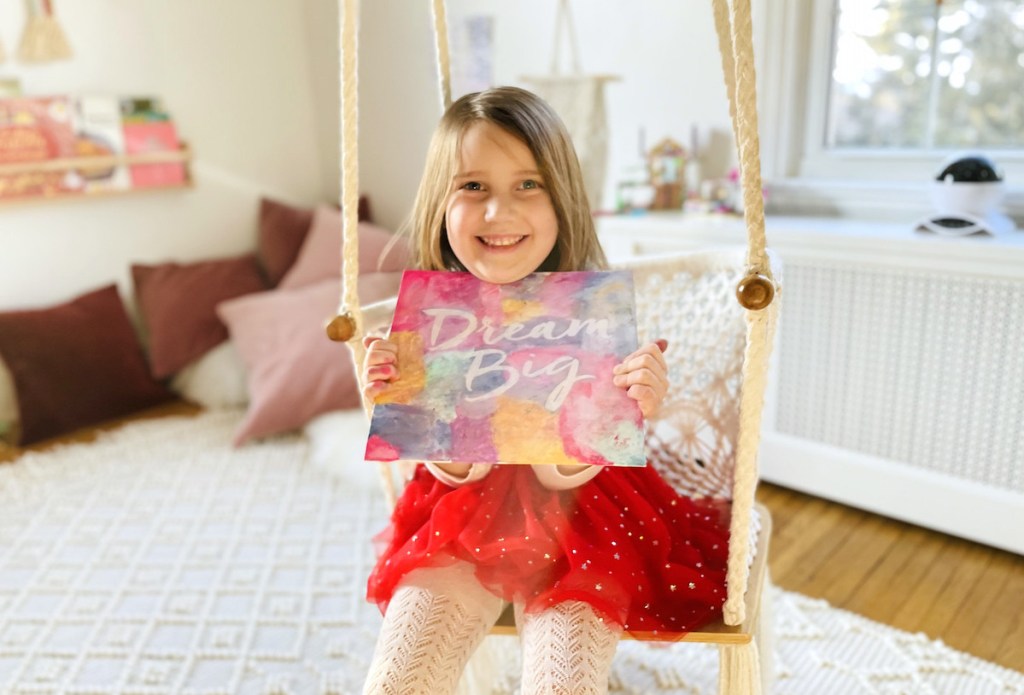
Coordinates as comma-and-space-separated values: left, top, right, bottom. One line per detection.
365, 270, 646, 468
0, 96, 80, 199
121, 98, 185, 188
71, 95, 131, 193
120, 97, 171, 123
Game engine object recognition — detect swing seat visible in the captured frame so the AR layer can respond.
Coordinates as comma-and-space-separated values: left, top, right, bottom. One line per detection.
362, 246, 781, 694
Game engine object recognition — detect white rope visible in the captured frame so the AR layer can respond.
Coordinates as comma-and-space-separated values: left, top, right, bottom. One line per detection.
338, 0, 362, 351
431, 0, 452, 110
711, 0, 740, 148
725, 0, 769, 276
340, 0, 395, 509
709, 0, 778, 626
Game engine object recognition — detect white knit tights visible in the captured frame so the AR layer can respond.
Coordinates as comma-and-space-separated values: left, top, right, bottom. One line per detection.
362, 563, 622, 695
518, 600, 622, 695
362, 561, 505, 695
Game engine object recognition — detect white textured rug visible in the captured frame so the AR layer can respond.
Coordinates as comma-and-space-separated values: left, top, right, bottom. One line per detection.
0, 410, 1021, 695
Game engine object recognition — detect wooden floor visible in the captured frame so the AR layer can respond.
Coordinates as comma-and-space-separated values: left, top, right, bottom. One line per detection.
757, 481, 1024, 674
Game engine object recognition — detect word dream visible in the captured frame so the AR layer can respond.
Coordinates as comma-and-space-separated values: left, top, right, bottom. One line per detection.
365, 271, 646, 467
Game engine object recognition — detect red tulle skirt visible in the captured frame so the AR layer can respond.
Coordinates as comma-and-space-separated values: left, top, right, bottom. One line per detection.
366, 463, 731, 639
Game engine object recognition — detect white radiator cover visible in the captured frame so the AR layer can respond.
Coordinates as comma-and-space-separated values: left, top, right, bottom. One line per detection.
599, 213, 1024, 554
776, 261, 1024, 494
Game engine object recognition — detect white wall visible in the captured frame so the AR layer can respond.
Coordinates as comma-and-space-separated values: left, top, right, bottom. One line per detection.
0, 0, 332, 311
357, 1, 442, 232
356, 0, 753, 227
0, 0, 760, 309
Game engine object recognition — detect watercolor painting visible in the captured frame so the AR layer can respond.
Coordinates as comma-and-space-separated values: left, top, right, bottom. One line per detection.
365, 270, 646, 467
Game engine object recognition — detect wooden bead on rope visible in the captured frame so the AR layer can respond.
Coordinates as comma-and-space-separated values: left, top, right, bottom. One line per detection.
735, 273, 775, 311
326, 312, 356, 342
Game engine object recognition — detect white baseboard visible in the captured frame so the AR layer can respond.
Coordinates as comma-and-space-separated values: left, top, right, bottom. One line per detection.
760, 430, 1024, 556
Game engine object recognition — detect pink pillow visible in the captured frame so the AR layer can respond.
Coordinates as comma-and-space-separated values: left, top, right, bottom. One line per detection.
218, 272, 404, 445
278, 206, 411, 289
132, 255, 268, 379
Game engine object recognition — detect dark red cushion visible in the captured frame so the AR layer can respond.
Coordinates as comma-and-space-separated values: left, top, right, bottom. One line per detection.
256, 195, 373, 286
132, 254, 268, 379
0, 285, 174, 446
256, 198, 316, 287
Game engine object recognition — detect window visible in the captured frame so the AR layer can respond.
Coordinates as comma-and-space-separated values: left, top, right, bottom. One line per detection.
828, 0, 1024, 150
760, 0, 1024, 218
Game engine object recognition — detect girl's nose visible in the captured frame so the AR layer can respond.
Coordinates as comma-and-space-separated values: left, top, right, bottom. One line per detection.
484, 193, 514, 222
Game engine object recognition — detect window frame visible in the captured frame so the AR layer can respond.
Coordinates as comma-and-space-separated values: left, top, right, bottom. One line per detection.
756, 0, 1024, 221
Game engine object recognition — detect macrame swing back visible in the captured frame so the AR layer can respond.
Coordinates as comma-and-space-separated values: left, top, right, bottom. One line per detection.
329, 0, 779, 651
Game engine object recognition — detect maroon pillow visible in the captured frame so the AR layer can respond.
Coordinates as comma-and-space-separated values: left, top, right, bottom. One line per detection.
0, 285, 174, 446
257, 195, 373, 286
132, 254, 268, 379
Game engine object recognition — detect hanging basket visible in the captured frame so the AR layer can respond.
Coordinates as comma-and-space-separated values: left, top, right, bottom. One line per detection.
18, 0, 73, 64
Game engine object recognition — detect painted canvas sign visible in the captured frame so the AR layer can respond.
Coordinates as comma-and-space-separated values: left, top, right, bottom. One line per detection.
365, 270, 646, 467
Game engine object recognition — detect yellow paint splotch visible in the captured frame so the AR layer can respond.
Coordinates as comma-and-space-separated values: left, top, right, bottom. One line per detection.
501, 299, 546, 323
375, 331, 426, 404
492, 397, 576, 466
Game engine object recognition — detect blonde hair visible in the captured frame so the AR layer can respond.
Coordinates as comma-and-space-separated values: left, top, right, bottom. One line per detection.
408, 86, 607, 273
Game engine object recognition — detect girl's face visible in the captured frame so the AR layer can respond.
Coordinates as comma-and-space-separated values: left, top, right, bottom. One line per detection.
445, 121, 558, 284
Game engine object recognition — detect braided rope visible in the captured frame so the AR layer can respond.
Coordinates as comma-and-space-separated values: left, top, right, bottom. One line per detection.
340, 0, 395, 509
729, 0, 769, 275
711, 0, 740, 147
431, 0, 452, 110
710, 0, 777, 626
338, 0, 365, 396
724, 292, 779, 625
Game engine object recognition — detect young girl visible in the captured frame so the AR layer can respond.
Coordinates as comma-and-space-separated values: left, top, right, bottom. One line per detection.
360, 86, 729, 695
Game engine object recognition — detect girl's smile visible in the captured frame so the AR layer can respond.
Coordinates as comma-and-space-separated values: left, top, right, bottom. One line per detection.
478, 234, 525, 247
445, 121, 558, 283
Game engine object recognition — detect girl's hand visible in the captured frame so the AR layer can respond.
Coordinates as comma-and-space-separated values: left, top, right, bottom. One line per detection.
612, 339, 669, 418
362, 335, 399, 402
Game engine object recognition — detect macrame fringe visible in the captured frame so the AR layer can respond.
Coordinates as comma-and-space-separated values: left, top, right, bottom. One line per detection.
755, 578, 776, 693
18, 0, 73, 63
718, 641, 762, 695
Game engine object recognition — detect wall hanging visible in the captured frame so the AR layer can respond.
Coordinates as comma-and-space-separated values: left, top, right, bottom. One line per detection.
521, 0, 619, 210
18, 0, 73, 64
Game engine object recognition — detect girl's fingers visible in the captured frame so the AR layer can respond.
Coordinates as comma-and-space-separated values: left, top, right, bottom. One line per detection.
627, 383, 662, 417
366, 364, 397, 381
361, 337, 400, 402
613, 342, 668, 376
613, 367, 667, 391
612, 348, 668, 393
611, 340, 670, 417
364, 339, 399, 366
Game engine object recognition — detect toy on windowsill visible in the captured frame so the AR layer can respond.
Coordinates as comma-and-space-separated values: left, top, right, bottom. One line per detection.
685, 167, 744, 215
915, 153, 1016, 236
647, 137, 687, 209
614, 162, 656, 214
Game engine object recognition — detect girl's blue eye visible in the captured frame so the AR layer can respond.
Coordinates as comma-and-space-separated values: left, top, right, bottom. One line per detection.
522, 179, 540, 190
463, 181, 482, 191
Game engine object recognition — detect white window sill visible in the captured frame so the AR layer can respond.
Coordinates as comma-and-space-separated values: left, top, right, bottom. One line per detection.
763, 178, 1024, 226
597, 208, 1024, 278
